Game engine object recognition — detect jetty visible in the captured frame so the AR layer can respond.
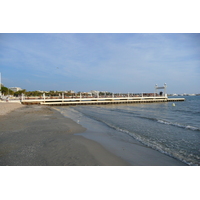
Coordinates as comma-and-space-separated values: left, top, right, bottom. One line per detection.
1, 84, 185, 106
20, 84, 185, 106
18, 95, 185, 106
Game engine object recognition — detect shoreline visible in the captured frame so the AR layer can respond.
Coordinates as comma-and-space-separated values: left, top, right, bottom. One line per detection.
0, 105, 129, 166
0, 104, 187, 166
55, 106, 187, 166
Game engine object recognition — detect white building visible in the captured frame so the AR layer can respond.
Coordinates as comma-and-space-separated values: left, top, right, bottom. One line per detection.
68, 90, 75, 93
9, 87, 22, 92
90, 90, 99, 95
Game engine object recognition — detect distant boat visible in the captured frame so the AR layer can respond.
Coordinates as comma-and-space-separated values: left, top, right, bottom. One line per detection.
172, 103, 175, 106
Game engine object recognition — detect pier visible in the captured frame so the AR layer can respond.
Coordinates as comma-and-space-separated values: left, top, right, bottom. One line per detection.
20, 96, 185, 106
19, 84, 185, 106
1, 84, 185, 106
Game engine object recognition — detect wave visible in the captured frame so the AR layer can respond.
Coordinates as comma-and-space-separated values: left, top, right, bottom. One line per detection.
85, 116, 197, 165
116, 112, 200, 132
78, 106, 200, 133
90, 118, 199, 165
67, 107, 200, 165
157, 119, 200, 131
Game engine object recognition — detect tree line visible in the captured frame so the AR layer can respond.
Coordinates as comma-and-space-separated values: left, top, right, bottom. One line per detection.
0, 85, 81, 97
0, 84, 113, 97
0, 85, 26, 96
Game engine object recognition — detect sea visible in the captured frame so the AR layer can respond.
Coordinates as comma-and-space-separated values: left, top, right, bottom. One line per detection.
56, 96, 200, 166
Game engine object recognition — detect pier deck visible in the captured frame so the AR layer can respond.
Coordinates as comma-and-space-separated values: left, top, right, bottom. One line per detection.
20, 97, 185, 106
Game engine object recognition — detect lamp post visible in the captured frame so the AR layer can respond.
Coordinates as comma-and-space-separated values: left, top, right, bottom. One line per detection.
62, 92, 64, 102
43, 93, 46, 103
155, 84, 158, 97
164, 83, 167, 97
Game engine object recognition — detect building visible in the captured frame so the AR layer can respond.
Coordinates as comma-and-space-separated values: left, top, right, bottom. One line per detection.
9, 87, 22, 92
90, 90, 99, 95
67, 90, 75, 94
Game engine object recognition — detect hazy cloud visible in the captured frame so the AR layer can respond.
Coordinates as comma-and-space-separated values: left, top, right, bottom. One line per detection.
0, 33, 199, 93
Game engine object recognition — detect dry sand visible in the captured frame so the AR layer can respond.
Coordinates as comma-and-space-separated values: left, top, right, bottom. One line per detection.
0, 102, 23, 116
0, 104, 129, 166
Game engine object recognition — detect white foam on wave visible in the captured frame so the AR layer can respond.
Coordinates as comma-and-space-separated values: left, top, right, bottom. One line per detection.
185, 125, 199, 131
157, 119, 200, 131
157, 120, 171, 125
84, 116, 199, 165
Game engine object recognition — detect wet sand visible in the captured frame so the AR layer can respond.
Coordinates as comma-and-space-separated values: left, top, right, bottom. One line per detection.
0, 104, 129, 166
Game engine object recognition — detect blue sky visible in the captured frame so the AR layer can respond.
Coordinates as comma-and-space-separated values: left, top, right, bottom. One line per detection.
0, 33, 200, 94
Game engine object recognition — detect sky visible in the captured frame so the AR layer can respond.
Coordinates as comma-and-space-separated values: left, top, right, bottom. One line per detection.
0, 33, 200, 94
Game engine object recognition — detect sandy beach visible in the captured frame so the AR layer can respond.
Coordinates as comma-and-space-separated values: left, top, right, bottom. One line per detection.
0, 103, 187, 166
0, 104, 128, 166
0, 102, 23, 115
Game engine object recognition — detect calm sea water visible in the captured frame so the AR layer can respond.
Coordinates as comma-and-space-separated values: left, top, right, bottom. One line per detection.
56, 96, 200, 166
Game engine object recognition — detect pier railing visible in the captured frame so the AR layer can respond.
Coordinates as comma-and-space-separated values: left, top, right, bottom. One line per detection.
1, 92, 185, 105
10, 93, 184, 105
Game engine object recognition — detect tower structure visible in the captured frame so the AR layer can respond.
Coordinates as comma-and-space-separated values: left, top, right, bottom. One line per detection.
155, 83, 167, 97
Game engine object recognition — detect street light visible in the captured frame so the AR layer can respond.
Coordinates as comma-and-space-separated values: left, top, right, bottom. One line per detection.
164, 83, 167, 97
155, 84, 158, 97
